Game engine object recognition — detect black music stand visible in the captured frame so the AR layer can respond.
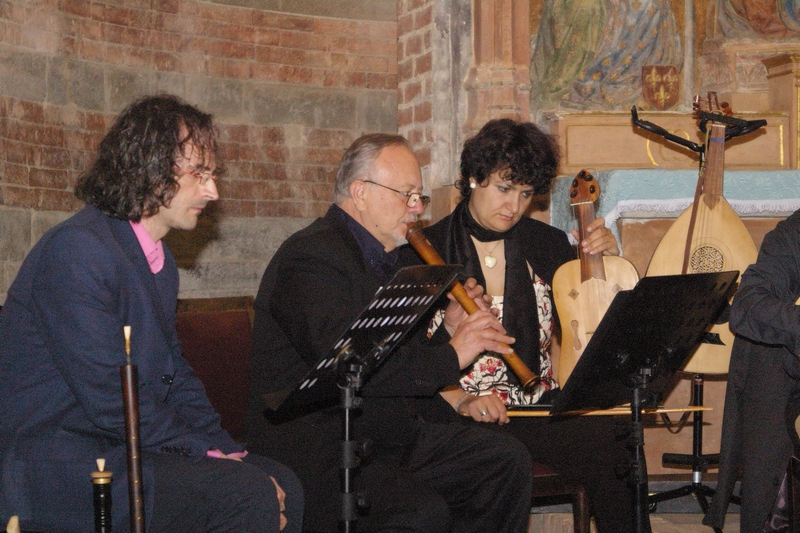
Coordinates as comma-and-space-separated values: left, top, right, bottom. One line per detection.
551, 271, 739, 533
272, 264, 460, 533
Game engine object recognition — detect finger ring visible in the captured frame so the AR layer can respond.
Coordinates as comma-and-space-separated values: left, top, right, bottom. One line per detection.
480, 410, 488, 416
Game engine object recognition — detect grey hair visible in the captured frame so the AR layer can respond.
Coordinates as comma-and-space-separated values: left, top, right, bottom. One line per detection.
333, 133, 412, 204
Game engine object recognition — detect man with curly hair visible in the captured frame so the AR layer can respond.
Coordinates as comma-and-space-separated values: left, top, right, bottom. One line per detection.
0, 94, 302, 533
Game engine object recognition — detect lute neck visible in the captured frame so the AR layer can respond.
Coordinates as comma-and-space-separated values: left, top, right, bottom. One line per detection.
702, 122, 725, 203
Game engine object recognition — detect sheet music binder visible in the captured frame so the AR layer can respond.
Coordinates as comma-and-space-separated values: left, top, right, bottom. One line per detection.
271, 264, 461, 418
551, 271, 739, 415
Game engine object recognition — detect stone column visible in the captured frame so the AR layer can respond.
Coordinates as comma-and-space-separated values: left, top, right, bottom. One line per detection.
683, 0, 694, 108
763, 52, 800, 169
398, 0, 472, 220
463, 0, 531, 136
398, 0, 530, 221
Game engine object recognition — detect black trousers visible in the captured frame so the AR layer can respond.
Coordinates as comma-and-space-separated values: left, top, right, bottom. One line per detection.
736, 353, 797, 533
251, 415, 533, 533
501, 415, 635, 533
355, 421, 533, 533
148, 452, 304, 533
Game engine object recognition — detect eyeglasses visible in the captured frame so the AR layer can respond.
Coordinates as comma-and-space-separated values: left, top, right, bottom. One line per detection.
362, 180, 430, 208
175, 165, 217, 186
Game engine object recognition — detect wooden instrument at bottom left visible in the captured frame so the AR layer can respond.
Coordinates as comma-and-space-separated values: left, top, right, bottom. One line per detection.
121, 325, 145, 533
406, 224, 539, 388
91, 458, 112, 533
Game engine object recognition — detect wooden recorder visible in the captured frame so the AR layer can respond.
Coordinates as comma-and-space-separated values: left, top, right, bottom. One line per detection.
406, 224, 538, 388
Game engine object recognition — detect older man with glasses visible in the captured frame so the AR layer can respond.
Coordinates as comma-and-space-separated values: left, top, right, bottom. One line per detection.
245, 133, 534, 533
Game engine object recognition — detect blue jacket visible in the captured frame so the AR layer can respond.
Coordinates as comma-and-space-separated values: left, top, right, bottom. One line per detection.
0, 205, 241, 532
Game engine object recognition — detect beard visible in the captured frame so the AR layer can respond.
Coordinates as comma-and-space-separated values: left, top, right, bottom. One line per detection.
387, 216, 417, 250
392, 234, 408, 248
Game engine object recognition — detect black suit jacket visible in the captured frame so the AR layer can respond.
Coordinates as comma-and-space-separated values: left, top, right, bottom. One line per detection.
245, 205, 462, 529
706, 209, 800, 532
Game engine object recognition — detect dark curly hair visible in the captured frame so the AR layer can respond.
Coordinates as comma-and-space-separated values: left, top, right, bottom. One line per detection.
75, 94, 219, 221
456, 119, 560, 198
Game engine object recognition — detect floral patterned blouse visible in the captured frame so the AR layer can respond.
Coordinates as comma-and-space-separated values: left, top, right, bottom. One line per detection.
428, 273, 558, 405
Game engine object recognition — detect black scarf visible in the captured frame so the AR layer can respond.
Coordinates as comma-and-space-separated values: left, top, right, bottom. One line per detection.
436, 200, 543, 377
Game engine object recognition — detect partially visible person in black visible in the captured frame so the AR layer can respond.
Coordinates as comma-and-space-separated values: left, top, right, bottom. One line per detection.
245, 133, 534, 532
402, 118, 636, 533
705, 209, 800, 533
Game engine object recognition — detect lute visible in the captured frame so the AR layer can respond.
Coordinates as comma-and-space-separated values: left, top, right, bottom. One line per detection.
552, 170, 639, 385
645, 94, 758, 374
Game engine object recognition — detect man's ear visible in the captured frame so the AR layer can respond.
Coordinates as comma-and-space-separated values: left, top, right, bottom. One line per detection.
350, 179, 368, 211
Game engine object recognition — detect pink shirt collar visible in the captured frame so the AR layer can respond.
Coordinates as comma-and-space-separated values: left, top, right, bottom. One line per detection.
129, 221, 165, 274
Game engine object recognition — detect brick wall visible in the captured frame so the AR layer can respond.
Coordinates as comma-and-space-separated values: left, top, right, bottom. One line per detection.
397, 0, 471, 222
397, 0, 434, 174
0, 0, 398, 301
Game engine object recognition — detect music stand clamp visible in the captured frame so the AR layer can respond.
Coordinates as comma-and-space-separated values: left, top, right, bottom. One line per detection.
271, 265, 461, 533
551, 271, 739, 533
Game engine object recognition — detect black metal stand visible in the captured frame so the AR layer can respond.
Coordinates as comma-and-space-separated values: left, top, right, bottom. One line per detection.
629, 370, 655, 533
648, 373, 740, 531
336, 343, 391, 532
268, 265, 461, 533
338, 347, 366, 533
551, 271, 739, 533
631, 103, 767, 156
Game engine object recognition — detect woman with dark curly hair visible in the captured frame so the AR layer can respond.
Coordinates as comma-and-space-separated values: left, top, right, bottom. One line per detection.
410, 118, 635, 532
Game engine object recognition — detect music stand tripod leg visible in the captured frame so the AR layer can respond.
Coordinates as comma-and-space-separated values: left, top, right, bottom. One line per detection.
648, 374, 721, 517
339, 350, 367, 533
631, 372, 654, 533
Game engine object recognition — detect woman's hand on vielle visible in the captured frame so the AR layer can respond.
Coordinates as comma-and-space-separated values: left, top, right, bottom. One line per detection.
573, 217, 620, 256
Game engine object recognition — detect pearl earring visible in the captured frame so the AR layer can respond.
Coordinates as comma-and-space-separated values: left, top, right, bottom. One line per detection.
469, 182, 476, 189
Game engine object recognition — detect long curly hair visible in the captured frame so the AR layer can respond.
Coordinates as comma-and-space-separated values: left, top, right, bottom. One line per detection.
456, 119, 560, 198
75, 94, 218, 221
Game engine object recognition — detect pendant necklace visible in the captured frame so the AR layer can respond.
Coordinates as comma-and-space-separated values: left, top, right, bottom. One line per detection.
477, 240, 502, 269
